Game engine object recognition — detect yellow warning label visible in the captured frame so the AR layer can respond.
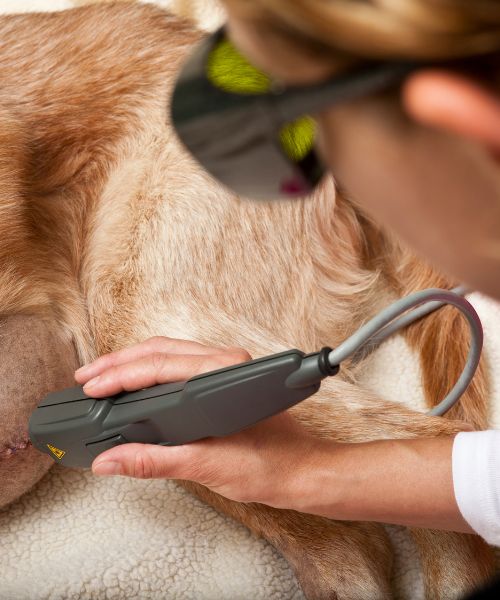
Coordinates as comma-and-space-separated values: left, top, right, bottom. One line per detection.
47, 444, 66, 460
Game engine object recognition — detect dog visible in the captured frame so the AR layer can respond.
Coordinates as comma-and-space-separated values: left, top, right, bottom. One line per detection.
0, 3, 495, 598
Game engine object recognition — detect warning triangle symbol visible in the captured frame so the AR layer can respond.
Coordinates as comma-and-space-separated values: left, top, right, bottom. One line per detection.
47, 444, 66, 460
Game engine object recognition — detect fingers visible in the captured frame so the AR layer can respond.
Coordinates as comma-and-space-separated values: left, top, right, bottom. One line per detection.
75, 336, 225, 383
82, 349, 251, 397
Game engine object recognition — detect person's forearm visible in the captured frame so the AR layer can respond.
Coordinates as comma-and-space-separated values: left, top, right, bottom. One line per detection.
291, 436, 474, 532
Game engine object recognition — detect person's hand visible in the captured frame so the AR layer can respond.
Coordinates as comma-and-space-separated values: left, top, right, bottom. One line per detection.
74, 337, 326, 508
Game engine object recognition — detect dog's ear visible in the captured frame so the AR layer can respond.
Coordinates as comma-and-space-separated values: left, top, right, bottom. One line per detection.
0, 314, 79, 509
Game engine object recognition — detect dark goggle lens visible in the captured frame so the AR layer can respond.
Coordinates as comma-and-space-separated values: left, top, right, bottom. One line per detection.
171, 32, 324, 200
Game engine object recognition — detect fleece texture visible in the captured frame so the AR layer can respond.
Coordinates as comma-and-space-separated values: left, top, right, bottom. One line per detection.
0, 2, 499, 599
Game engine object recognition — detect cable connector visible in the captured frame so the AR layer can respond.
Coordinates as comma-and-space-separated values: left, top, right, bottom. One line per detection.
285, 346, 339, 389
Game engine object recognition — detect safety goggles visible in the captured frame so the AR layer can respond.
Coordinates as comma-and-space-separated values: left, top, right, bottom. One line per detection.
171, 27, 417, 200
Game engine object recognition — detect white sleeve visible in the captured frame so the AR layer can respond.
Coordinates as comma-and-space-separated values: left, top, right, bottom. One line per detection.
452, 430, 500, 546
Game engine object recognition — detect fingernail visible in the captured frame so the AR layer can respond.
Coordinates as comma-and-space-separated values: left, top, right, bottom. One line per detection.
93, 461, 122, 476
76, 363, 92, 375
83, 376, 101, 391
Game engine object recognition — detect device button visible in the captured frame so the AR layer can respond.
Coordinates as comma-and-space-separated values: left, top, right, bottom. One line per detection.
86, 434, 127, 458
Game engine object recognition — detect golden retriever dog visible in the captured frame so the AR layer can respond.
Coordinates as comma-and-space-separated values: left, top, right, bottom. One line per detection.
0, 2, 495, 598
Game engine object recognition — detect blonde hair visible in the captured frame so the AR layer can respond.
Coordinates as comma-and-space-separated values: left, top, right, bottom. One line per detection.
224, 0, 500, 60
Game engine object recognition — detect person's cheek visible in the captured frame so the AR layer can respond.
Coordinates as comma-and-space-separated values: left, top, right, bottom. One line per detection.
314, 96, 424, 226
314, 98, 500, 298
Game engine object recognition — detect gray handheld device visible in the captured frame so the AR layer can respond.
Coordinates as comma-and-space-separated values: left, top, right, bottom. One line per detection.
29, 348, 336, 468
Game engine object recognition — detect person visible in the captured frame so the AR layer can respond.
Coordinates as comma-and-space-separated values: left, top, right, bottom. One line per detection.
75, 0, 500, 558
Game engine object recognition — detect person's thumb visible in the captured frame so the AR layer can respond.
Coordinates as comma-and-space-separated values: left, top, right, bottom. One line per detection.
92, 443, 194, 479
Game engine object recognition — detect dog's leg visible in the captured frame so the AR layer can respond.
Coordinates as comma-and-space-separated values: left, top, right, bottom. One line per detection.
181, 480, 393, 600
0, 314, 79, 509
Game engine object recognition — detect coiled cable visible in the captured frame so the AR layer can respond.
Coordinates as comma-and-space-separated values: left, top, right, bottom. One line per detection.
327, 287, 482, 416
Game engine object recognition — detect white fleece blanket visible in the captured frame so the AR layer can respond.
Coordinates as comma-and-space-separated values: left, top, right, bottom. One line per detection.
0, 2, 499, 599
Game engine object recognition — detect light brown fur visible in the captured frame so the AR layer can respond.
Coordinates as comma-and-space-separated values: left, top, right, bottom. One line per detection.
0, 3, 495, 598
